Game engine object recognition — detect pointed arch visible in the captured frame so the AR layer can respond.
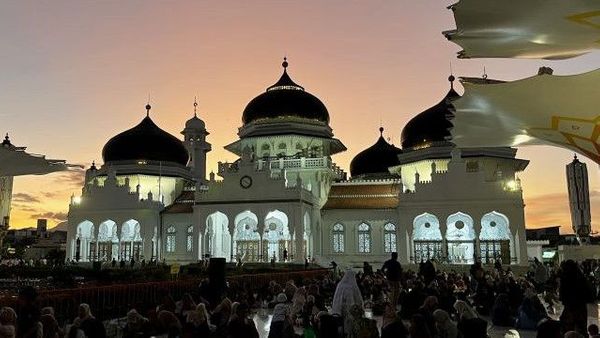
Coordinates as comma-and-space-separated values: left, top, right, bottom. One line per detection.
121, 219, 142, 261
205, 211, 231, 260
412, 213, 442, 263
446, 212, 475, 264
332, 223, 344, 253
74, 221, 94, 262
383, 222, 397, 253
233, 210, 260, 262
480, 211, 512, 264
263, 210, 291, 261
97, 220, 118, 261
358, 222, 371, 253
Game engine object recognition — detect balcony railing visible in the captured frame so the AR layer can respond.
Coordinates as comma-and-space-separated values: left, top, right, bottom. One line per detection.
218, 156, 347, 180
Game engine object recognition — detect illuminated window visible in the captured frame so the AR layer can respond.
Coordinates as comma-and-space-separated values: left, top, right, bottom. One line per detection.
384, 223, 397, 253
332, 223, 344, 253
166, 226, 176, 253
358, 223, 371, 253
186, 225, 193, 252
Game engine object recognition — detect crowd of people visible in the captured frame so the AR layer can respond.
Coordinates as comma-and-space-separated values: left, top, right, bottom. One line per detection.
0, 254, 599, 338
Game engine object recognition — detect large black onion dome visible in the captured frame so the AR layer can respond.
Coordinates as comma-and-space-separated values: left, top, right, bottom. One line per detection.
242, 59, 330, 124
102, 107, 189, 166
401, 77, 460, 149
350, 127, 402, 177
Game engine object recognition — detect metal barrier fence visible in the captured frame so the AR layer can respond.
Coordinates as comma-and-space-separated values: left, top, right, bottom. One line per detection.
0, 268, 329, 325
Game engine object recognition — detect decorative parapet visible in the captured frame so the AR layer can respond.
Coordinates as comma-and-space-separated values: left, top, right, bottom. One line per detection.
218, 156, 347, 180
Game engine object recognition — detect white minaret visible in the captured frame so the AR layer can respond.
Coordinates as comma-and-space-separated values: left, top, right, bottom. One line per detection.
566, 154, 592, 244
182, 99, 211, 183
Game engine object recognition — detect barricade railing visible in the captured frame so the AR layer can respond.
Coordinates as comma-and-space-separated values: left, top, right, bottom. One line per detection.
0, 268, 329, 325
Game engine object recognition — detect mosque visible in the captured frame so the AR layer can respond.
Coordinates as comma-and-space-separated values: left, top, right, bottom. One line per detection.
66, 59, 529, 267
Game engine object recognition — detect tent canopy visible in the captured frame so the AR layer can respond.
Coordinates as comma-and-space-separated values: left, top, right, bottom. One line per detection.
444, 0, 600, 59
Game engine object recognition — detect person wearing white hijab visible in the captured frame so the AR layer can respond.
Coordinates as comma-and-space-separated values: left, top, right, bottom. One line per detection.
332, 269, 364, 335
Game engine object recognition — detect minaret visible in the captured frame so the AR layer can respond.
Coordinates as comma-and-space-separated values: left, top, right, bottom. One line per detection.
182, 98, 211, 183
566, 154, 592, 244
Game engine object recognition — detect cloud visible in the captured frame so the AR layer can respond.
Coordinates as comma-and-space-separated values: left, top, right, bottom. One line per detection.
12, 193, 40, 204
30, 211, 68, 222
52, 168, 85, 187
525, 191, 600, 233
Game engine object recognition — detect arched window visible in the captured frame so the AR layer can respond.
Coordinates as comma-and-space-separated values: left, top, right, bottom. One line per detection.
278, 142, 287, 150
186, 225, 194, 252
166, 226, 176, 253
358, 223, 371, 253
332, 223, 344, 253
384, 223, 397, 253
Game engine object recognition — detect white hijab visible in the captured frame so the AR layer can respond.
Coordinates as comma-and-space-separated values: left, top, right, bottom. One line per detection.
331, 269, 363, 316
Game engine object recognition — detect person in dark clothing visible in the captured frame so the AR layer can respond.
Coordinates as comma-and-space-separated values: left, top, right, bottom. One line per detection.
283, 248, 288, 262
409, 314, 433, 338
227, 303, 259, 338
560, 260, 595, 336
111, 258, 117, 267
381, 311, 409, 338
417, 296, 438, 337
382, 252, 402, 308
17, 286, 42, 338
536, 319, 562, 338
491, 293, 515, 327
316, 312, 340, 338
422, 260, 436, 285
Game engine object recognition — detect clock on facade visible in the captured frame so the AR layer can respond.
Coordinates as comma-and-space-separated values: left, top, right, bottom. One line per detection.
240, 175, 253, 189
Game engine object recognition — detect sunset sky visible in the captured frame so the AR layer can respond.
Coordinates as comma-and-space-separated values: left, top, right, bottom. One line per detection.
1, 1, 598, 231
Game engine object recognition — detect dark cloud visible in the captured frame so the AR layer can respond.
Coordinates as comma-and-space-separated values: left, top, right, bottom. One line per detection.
30, 211, 68, 222
12, 193, 40, 204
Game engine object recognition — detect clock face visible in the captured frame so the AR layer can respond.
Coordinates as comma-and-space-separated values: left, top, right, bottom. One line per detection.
240, 175, 253, 189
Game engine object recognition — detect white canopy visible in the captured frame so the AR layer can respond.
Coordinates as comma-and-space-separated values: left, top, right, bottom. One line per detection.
444, 0, 600, 59
451, 68, 600, 163
0, 136, 75, 176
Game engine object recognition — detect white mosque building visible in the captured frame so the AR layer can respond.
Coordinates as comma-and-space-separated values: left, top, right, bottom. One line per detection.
66, 60, 529, 267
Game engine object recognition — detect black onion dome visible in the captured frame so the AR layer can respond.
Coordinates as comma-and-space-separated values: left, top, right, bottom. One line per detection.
242, 59, 329, 124
102, 111, 189, 166
350, 128, 402, 177
401, 77, 460, 149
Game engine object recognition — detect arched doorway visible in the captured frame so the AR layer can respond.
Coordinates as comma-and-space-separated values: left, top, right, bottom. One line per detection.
233, 211, 261, 262
205, 212, 231, 260
98, 220, 118, 261
75, 221, 94, 261
121, 220, 142, 261
263, 210, 291, 262
412, 213, 443, 263
446, 212, 475, 264
480, 211, 512, 264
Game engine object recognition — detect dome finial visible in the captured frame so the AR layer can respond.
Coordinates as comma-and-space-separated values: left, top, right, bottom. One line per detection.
2, 133, 11, 146
146, 94, 151, 117
193, 96, 198, 118
282, 56, 288, 71
379, 127, 384, 137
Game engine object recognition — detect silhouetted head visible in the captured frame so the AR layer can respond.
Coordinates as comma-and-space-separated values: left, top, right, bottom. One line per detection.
391, 252, 398, 260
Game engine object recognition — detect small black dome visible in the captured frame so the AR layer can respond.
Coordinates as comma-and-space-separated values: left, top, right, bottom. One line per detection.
350, 128, 402, 178
401, 86, 460, 150
242, 61, 329, 124
102, 115, 189, 166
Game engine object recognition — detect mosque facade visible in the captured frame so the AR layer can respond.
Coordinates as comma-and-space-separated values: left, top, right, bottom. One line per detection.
66, 61, 529, 267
